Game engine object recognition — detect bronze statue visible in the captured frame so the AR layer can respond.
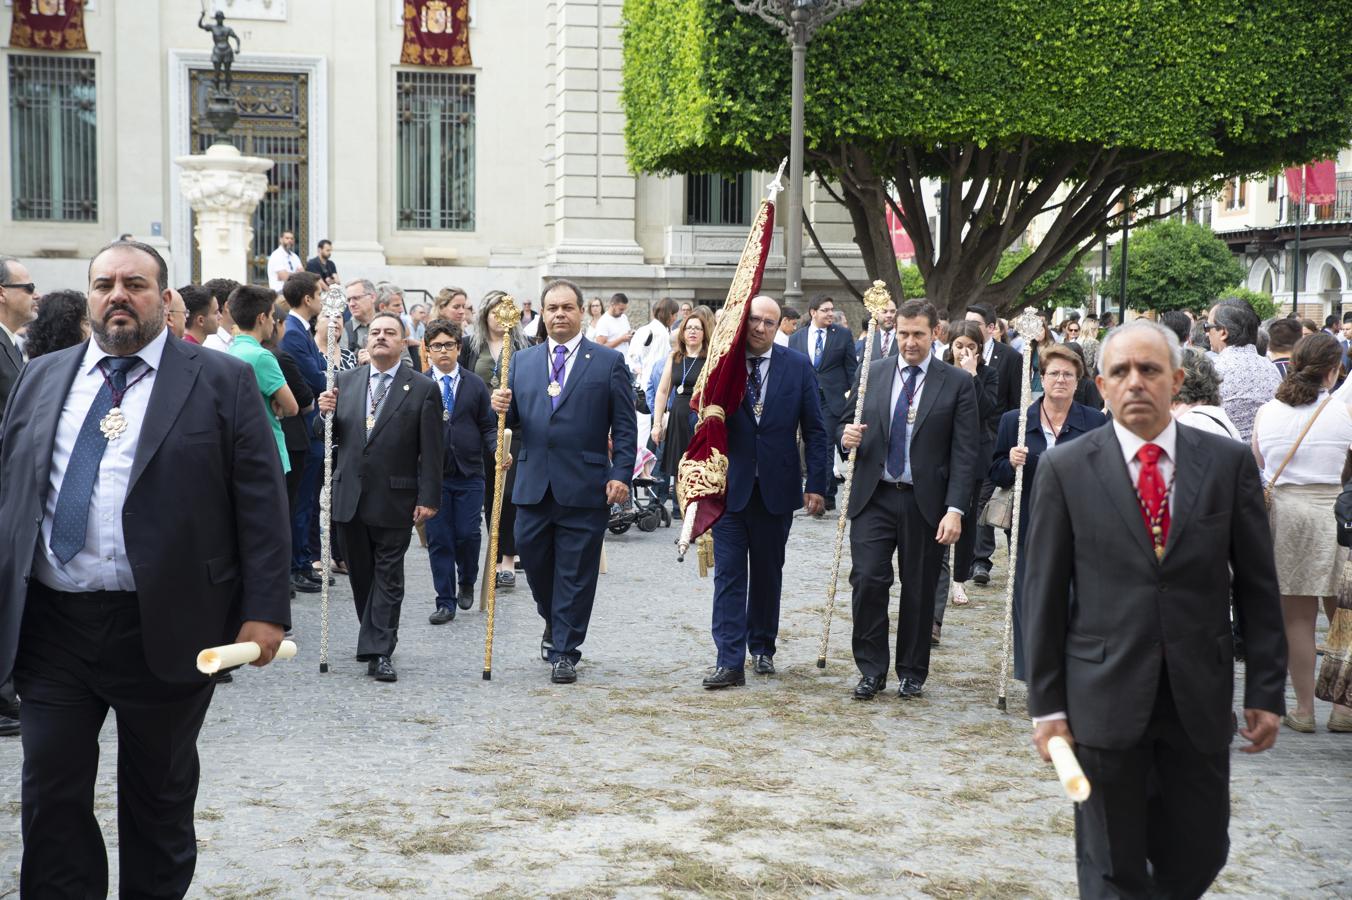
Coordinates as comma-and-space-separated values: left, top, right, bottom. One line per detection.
198, 10, 241, 92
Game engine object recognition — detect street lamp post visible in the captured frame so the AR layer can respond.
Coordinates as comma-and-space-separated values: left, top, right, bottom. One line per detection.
733, 0, 865, 306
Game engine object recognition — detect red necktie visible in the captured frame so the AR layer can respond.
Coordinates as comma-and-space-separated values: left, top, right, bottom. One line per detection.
1136, 443, 1169, 556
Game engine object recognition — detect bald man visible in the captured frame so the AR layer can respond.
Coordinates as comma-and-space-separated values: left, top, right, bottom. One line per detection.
703, 295, 831, 688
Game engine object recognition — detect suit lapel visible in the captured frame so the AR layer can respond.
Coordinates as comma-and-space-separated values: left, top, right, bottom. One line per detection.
552, 339, 594, 416
0, 329, 22, 372
910, 360, 946, 435
368, 365, 411, 443
347, 364, 371, 439
128, 338, 201, 493
871, 356, 894, 441
32, 343, 86, 494
1089, 427, 1157, 564
1163, 425, 1204, 558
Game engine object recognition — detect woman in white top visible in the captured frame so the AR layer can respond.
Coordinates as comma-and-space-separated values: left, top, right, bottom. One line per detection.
1252, 332, 1352, 733
584, 297, 605, 341
1172, 348, 1243, 441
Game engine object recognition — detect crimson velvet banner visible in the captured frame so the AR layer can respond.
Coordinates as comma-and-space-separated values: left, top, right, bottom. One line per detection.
401, 0, 473, 67
1285, 160, 1338, 205
9, 0, 87, 50
677, 194, 777, 541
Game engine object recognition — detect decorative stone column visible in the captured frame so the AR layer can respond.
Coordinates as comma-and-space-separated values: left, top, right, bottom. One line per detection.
175, 143, 273, 284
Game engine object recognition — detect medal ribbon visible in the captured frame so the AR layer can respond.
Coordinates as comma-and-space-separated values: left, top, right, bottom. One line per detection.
97, 358, 150, 408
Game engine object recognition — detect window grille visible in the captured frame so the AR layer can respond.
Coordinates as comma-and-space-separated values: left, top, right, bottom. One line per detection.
9, 54, 98, 222
686, 172, 750, 226
396, 70, 475, 231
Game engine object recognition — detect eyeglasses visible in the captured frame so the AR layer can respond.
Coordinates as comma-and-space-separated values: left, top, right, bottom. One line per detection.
1044, 371, 1078, 381
1, 282, 35, 294
167, 307, 187, 317
747, 315, 779, 330
426, 342, 458, 352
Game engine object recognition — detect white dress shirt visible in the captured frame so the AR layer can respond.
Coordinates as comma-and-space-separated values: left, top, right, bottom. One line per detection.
202, 326, 233, 353
546, 332, 585, 390
368, 360, 402, 420
744, 348, 774, 423
879, 328, 895, 358
628, 318, 671, 384
808, 325, 829, 365
1034, 417, 1177, 724
773, 329, 789, 347
267, 246, 303, 292
983, 336, 996, 365
33, 330, 169, 593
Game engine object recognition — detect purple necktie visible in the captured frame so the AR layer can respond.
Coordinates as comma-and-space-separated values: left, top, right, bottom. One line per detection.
551, 344, 568, 410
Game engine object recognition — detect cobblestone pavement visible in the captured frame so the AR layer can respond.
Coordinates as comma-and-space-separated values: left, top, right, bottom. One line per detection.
2, 511, 1350, 898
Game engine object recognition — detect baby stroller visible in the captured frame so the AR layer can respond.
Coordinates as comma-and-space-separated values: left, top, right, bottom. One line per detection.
608, 447, 672, 534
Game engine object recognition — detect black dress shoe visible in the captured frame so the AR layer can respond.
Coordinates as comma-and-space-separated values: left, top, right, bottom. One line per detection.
496, 571, 516, 590
702, 667, 745, 689
931, 622, 942, 646
213, 672, 233, 685
853, 674, 887, 700
753, 655, 775, 675
456, 584, 475, 610
373, 656, 398, 682
971, 564, 991, 586
366, 658, 378, 676
551, 659, 577, 684
302, 569, 335, 586
429, 606, 456, 625
824, 497, 837, 512
0, 714, 21, 736
291, 572, 319, 594
897, 677, 924, 699
541, 624, 554, 662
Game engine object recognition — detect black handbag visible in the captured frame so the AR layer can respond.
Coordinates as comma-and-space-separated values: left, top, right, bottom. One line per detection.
1336, 481, 1352, 548
633, 381, 650, 415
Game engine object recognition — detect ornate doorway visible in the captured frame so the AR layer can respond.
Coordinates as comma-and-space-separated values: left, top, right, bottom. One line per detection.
188, 69, 308, 284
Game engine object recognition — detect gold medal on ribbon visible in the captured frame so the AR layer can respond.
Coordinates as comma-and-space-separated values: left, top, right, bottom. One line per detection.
547, 381, 562, 398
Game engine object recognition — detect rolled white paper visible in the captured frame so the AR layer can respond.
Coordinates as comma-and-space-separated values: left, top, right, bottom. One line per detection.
196, 639, 298, 675
1048, 735, 1091, 802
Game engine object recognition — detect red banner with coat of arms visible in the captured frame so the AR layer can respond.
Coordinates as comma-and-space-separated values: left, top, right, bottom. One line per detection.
401, 0, 472, 67
9, 0, 87, 50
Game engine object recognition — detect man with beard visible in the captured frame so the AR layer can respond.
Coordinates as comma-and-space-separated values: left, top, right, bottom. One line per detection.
0, 240, 290, 896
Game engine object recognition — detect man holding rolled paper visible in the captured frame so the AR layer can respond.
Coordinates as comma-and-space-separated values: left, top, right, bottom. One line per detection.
1023, 319, 1287, 899
0, 240, 291, 898
316, 312, 443, 683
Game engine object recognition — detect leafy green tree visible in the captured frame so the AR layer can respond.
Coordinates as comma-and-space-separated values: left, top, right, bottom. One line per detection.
1227, 287, 1280, 321
994, 247, 1092, 311
623, 0, 1352, 316
1099, 220, 1245, 313
898, 263, 925, 301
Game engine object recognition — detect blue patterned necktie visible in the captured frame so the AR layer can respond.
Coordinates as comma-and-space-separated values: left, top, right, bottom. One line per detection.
814, 328, 824, 368
49, 356, 140, 564
441, 373, 455, 420
886, 366, 921, 479
747, 356, 765, 416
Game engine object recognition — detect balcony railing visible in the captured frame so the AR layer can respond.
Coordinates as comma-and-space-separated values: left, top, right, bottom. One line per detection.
1280, 172, 1352, 224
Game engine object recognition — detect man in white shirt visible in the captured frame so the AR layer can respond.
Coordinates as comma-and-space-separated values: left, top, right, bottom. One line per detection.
594, 292, 634, 355
628, 297, 679, 383
266, 231, 303, 293
201, 278, 240, 352
774, 307, 799, 347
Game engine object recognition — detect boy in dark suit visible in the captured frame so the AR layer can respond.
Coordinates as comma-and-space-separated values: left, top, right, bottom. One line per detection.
422, 319, 497, 623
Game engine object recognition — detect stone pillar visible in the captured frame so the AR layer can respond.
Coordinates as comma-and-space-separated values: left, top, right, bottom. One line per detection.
176, 144, 272, 284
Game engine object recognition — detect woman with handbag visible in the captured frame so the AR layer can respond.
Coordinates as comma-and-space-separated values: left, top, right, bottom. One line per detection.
1252, 332, 1352, 733
941, 320, 1001, 610
990, 343, 1108, 681
650, 307, 714, 517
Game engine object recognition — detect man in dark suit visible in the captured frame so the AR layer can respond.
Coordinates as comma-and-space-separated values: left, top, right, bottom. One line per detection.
966, 302, 1022, 584
703, 295, 831, 688
281, 272, 330, 595
1024, 319, 1286, 899
854, 296, 899, 362
0, 256, 37, 738
317, 313, 442, 683
422, 319, 496, 623
491, 279, 637, 684
839, 299, 980, 700
0, 241, 290, 897
789, 294, 857, 510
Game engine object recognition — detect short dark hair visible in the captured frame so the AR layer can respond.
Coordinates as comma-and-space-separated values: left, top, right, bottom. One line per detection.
782, 307, 801, 322
1343, 311, 1352, 325
808, 294, 835, 313
1266, 317, 1302, 354
89, 240, 168, 291
1326, 314, 1339, 328
282, 271, 320, 308
424, 318, 461, 346
543, 279, 585, 308
896, 298, 937, 328
227, 285, 277, 332
369, 311, 406, 336
24, 290, 88, 359
1159, 310, 1192, 345
1211, 298, 1259, 347
317, 239, 332, 250
203, 277, 241, 306
966, 303, 996, 326
609, 292, 629, 306
180, 284, 213, 321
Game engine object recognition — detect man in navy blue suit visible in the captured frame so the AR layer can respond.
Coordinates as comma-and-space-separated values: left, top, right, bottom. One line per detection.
703, 295, 831, 689
491, 279, 637, 684
281, 272, 329, 594
423, 319, 497, 623
789, 294, 856, 511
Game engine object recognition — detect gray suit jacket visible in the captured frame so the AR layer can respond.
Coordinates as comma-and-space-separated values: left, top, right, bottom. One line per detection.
325, 363, 443, 528
0, 327, 22, 418
1022, 422, 1287, 753
838, 356, 980, 530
